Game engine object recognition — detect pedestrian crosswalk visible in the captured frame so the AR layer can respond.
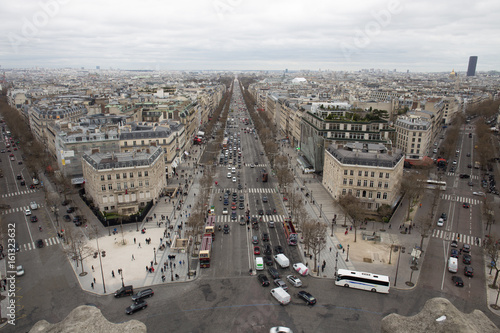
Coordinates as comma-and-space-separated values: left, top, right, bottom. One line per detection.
212, 188, 277, 194
446, 173, 480, 180
0, 204, 44, 215
440, 194, 480, 205
432, 229, 482, 247
216, 214, 286, 223
19, 237, 61, 251
1, 189, 37, 198
245, 163, 267, 168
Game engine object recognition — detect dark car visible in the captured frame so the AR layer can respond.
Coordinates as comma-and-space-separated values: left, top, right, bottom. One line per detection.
258, 209, 264, 216
239, 202, 244, 210
464, 266, 474, 277
30, 216, 38, 223
462, 244, 471, 253
440, 213, 447, 221
237, 183, 243, 190
463, 202, 470, 208
452, 276, 464, 287
125, 300, 147, 314
262, 233, 269, 242
264, 244, 272, 255
258, 274, 270, 287
268, 267, 280, 279
239, 195, 245, 202
16, 174, 22, 180
224, 199, 229, 205
63, 215, 71, 222
266, 210, 272, 215
66, 207, 76, 213
463, 253, 471, 265
251, 217, 258, 224
231, 211, 237, 220
36, 239, 44, 248
20, 180, 25, 186
450, 249, 459, 258
459, 174, 470, 179
223, 224, 230, 234
264, 256, 273, 266
274, 245, 284, 254
131, 288, 154, 302
298, 291, 317, 305
451, 240, 458, 248
114, 285, 134, 298
15, 242, 20, 252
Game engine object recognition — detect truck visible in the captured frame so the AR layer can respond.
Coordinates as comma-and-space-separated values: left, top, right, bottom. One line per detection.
262, 172, 268, 182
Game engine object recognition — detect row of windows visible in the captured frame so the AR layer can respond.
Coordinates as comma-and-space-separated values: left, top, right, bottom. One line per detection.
342, 188, 388, 200
100, 171, 149, 181
101, 181, 150, 191
344, 170, 390, 178
343, 179, 389, 188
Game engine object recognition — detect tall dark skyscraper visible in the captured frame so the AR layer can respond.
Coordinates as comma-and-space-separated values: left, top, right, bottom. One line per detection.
467, 56, 477, 76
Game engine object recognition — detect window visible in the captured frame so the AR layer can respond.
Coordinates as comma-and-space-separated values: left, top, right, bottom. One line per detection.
350, 170, 354, 176
116, 174, 120, 179
104, 207, 109, 211
370, 181, 374, 188
342, 189, 347, 195
365, 171, 369, 177
141, 140, 145, 145
356, 190, 360, 197
133, 141, 136, 145
349, 179, 353, 185
130, 182, 135, 188
144, 171, 149, 177
100, 175, 105, 181
117, 183, 121, 190
384, 182, 389, 189
367, 203, 372, 209
357, 180, 361, 186
344, 170, 348, 175
385, 173, 390, 179
383, 192, 388, 200
371, 172, 375, 177
145, 180, 149, 186
101, 185, 106, 191
139, 181, 143, 187
358, 171, 362, 176
378, 182, 382, 188
363, 180, 367, 187
348, 189, 352, 195
107, 174, 111, 180
123, 173, 127, 179
108, 184, 112, 190
377, 192, 381, 199
130, 172, 134, 178
368, 191, 373, 198
343, 178, 347, 185
138, 171, 142, 177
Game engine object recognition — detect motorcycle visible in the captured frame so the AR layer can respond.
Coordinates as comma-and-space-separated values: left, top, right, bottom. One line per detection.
218, 225, 222, 232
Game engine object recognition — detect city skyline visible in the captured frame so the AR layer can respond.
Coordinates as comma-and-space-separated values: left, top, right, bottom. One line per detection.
1, 0, 499, 71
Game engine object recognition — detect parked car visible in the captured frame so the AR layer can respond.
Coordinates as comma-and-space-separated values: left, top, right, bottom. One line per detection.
298, 291, 317, 305
258, 274, 270, 287
125, 300, 147, 315
451, 240, 458, 248
67, 207, 76, 213
452, 275, 464, 287
254, 246, 261, 255
252, 236, 259, 244
262, 233, 269, 242
464, 266, 474, 277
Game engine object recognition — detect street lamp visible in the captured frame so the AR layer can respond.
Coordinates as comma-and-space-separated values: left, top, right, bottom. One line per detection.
153, 247, 157, 265
346, 244, 350, 262
95, 231, 107, 293
334, 252, 338, 277
118, 268, 124, 287
394, 247, 402, 287
319, 204, 322, 218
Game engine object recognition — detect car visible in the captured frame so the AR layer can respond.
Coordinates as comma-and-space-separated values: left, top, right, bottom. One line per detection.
131, 288, 154, 302
464, 266, 474, 277
452, 276, 464, 287
440, 213, 447, 221
29, 184, 35, 189
468, 181, 474, 186
254, 246, 261, 255
237, 183, 243, 190
451, 240, 458, 248
36, 239, 44, 248
473, 191, 485, 196
270, 327, 293, 333
450, 249, 459, 258
238, 202, 244, 210
262, 196, 268, 203
14, 242, 20, 252
251, 217, 258, 224
258, 209, 264, 215
462, 244, 471, 253
239, 195, 244, 202
223, 199, 229, 205
437, 218, 444, 227
223, 224, 230, 234
66, 207, 76, 213
231, 203, 237, 210
252, 235, 259, 244
258, 274, 270, 287
125, 300, 148, 314
231, 211, 237, 220
262, 233, 269, 242
25, 208, 31, 216
63, 215, 71, 222
298, 291, 317, 305
463, 253, 471, 265
264, 244, 272, 255
250, 164, 254, 168
222, 208, 228, 215
232, 177, 237, 182
30, 216, 38, 223
466, 152, 471, 156
463, 202, 470, 208
266, 209, 272, 215
61, 200, 70, 206
227, 172, 231, 178
467, 164, 472, 168
16, 265, 24, 276
16, 174, 22, 180
274, 245, 284, 254
452, 160, 457, 165
286, 275, 303, 287
30, 201, 38, 210
268, 267, 280, 279
264, 256, 273, 266
274, 279, 288, 291
459, 174, 470, 179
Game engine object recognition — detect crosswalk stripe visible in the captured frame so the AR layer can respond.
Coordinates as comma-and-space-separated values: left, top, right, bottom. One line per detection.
432, 229, 482, 247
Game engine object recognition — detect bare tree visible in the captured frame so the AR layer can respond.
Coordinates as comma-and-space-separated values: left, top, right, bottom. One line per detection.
399, 172, 426, 220
485, 234, 500, 288
302, 220, 327, 273
337, 194, 368, 242
65, 232, 95, 275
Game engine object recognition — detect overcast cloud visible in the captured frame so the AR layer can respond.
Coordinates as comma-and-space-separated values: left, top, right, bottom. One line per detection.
0, 0, 499, 71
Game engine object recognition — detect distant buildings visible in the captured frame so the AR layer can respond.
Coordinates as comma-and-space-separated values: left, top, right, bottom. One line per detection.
467, 56, 478, 77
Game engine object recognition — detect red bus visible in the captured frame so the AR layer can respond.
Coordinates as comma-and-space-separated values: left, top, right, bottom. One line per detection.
283, 218, 298, 245
205, 215, 216, 239
199, 234, 212, 268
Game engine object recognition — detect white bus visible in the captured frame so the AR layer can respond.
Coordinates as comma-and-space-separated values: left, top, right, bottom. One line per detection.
335, 269, 390, 293
425, 180, 446, 191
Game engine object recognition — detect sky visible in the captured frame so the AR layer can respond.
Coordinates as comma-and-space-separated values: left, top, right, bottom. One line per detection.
1, 0, 499, 72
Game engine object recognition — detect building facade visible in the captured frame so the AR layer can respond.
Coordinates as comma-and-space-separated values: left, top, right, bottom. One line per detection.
82, 146, 165, 215
394, 115, 432, 160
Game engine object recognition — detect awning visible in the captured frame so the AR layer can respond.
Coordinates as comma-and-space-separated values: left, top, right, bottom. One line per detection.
71, 177, 85, 185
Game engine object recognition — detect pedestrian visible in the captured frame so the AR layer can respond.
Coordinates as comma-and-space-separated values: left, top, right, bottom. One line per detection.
174, 263, 176, 269
91, 282, 94, 289
112, 270, 115, 278
405, 227, 408, 233
321, 266, 325, 272
138, 243, 141, 248
132, 254, 135, 261
389, 224, 392, 229
343, 247, 345, 254
330, 247, 332, 252
182, 260, 185, 265
92, 265, 95, 272
93, 278, 96, 283
146, 266, 149, 272
161, 268, 164, 273
349, 225, 352, 231
151, 261, 153, 266
160, 238, 163, 244
345, 230, 348, 235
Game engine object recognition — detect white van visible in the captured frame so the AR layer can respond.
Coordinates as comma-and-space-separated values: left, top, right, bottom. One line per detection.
448, 257, 458, 273
255, 257, 264, 271
270, 288, 291, 305
293, 263, 309, 276
274, 254, 290, 268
